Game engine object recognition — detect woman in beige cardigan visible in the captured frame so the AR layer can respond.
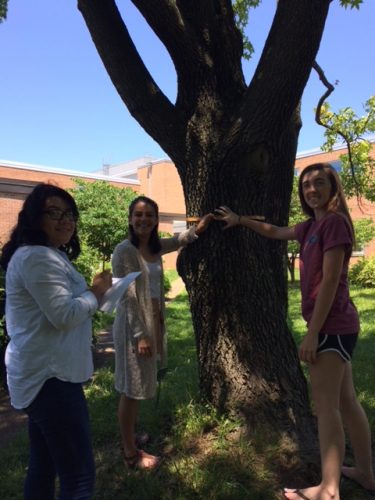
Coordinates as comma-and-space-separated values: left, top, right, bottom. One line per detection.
112, 196, 212, 470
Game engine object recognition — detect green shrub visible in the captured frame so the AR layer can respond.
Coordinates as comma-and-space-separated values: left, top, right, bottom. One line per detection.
349, 257, 375, 287
92, 311, 114, 344
74, 242, 102, 284
163, 273, 171, 294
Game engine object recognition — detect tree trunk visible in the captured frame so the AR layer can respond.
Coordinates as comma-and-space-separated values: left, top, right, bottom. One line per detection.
78, 0, 332, 452
176, 117, 315, 448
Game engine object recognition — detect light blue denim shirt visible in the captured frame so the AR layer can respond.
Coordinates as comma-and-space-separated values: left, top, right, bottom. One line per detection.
5, 245, 98, 409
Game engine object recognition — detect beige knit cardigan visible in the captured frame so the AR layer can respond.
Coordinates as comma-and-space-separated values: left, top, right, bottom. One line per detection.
111, 229, 196, 399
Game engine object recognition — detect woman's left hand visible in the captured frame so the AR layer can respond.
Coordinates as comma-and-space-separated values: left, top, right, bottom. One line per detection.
91, 270, 113, 301
138, 337, 153, 357
195, 213, 215, 235
298, 334, 318, 364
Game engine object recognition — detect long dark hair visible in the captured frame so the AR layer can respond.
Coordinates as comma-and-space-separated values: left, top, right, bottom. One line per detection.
128, 196, 161, 254
298, 162, 355, 246
0, 183, 80, 270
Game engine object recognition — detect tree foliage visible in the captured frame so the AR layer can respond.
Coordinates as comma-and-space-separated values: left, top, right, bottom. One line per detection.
320, 96, 375, 200
232, 0, 364, 59
350, 256, 375, 287
287, 176, 305, 281
69, 179, 138, 268
0, 0, 7, 23
232, 0, 261, 59
353, 217, 375, 252
339, 0, 364, 8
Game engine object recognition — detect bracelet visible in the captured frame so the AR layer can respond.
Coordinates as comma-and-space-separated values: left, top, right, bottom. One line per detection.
238, 215, 241, 225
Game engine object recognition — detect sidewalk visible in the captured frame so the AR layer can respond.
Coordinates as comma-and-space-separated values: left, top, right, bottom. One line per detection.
166, 276, 186, 300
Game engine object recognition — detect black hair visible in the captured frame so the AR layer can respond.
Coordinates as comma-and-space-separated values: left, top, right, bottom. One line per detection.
0, 183, 80, 270
128, 196, 161, 254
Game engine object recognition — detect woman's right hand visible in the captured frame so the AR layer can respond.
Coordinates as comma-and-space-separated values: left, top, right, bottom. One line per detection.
90, 270, 112, 301
214, 206, 239, 229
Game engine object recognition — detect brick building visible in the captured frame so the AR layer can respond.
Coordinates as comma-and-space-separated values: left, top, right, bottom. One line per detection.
1, 139, 375, 269
0, 159, 139, 247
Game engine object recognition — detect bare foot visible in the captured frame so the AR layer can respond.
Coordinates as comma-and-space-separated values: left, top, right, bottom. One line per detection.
341, 466, 375, 492
283, 485, 338, 499
122, 448, 161, 470
137, 449, 161, 469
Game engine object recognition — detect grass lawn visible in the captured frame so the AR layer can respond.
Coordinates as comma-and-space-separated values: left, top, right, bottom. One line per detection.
0, 280, 374, 499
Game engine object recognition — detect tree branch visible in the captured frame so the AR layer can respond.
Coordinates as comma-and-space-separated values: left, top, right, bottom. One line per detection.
77, 0, 184, 156
227, 0, 331, 151
313, 61, 361, 201
132, 0, 245, 110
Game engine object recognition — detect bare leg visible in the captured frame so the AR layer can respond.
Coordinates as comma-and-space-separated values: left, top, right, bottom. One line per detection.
118, 394, 138, 457
284, 352, 346, 500
118, 394, 160, 469
340, 363, 375, 491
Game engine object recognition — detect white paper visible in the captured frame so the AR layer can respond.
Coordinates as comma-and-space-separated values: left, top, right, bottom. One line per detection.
98, 272, 141, 313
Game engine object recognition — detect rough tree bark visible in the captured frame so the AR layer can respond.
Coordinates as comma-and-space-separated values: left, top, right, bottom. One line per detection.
78, 0, 331, 451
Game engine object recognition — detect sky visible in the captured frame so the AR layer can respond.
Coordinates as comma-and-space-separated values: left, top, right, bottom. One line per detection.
0, 0, 374, 173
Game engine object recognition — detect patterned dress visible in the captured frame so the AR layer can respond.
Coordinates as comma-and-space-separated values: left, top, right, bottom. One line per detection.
111, 229, 196, 399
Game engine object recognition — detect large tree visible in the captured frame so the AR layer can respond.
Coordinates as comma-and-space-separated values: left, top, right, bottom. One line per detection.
77, 0, 353, 449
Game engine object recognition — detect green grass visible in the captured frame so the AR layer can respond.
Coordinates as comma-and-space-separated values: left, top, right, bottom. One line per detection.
1, 281, 374, 499
164, 268, 179, 283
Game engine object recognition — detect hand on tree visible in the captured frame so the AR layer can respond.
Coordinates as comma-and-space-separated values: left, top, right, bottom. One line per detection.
214, 206, 239, 229
195, 213, 215, 234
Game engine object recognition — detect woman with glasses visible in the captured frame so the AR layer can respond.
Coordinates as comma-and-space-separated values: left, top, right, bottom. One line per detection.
0, 183, 112, 500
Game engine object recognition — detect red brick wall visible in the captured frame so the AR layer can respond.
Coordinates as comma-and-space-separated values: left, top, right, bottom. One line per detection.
0, 163, 139, 246
0, 192, 25, 246
2, 144, 374, 270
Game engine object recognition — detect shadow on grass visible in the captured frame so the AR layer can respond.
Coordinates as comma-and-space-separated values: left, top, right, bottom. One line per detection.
1, 286, 374, 499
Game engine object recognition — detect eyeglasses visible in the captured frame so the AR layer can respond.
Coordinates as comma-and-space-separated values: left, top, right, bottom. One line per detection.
42, 208, 78, 222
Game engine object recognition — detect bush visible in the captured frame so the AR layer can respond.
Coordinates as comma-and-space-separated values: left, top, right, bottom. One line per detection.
349, 257, 375, 287
92, 311, 114, 344
74, 241, 102, 284
163, 273, 171, 294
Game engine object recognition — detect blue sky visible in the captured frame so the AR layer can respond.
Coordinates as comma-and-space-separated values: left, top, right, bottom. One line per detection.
0, 0, 374, 173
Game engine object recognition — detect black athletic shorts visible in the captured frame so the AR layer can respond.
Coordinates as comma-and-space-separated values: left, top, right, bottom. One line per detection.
317, 333, 358, 362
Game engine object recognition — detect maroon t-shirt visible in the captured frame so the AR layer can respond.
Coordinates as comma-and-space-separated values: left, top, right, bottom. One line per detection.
294, 212, 359, 335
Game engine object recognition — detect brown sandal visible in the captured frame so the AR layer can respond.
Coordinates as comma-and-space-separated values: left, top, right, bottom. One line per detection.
123, 451, 140, 469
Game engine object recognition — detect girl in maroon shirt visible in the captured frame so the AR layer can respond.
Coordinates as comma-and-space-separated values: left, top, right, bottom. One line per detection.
215, 163, 375, 500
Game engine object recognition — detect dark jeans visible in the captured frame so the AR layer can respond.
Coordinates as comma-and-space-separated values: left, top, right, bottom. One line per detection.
24, 378, 95, 500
